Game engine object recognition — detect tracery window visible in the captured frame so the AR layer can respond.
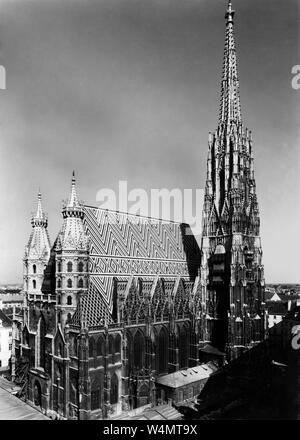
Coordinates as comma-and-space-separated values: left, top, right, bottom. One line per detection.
78, 261, 84, 273
96, 336, 104, 356
158, 328, 168, 373
115, 334, 121, 354
110, 374, 118, 405
89, 338, 95, 358
78, 278, 84, 288
133, 331, 145, 369
67, 261, 73, 272
91, 389, 101, 410
67, 279, 72, 288
57, 261, 62, 272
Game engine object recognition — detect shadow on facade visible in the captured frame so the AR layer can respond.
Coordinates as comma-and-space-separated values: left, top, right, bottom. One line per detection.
179, 223, 201, 282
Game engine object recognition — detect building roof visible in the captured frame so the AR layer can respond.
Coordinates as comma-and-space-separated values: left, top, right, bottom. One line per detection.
0, 310, 12, 327
71, 206, 200, 326
156, 364, 216, 389
116, 404, 182, 421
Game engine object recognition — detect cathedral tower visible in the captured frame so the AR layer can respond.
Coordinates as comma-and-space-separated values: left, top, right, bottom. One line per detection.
200, 1, 265, 360
55, 172, 89, 330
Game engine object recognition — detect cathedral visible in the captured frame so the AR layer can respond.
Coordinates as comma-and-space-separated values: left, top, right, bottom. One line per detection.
12, 1, 265, 420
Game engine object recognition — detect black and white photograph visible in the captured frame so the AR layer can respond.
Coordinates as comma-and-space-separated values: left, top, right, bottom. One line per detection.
0, 0, 299, 427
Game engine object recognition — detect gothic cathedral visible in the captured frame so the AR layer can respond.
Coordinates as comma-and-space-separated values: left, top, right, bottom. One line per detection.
13, 1, 265, 419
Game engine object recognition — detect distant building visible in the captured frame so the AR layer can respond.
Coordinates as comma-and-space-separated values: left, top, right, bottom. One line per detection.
0, 310, 12, 371
265, 290, 300, 329
0, 294, 24, 311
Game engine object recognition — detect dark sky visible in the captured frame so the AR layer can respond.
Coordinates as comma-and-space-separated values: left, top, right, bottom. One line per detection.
0, 0, 299, 283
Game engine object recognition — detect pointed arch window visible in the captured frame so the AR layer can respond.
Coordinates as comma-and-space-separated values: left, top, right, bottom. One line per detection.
78, 278, 84, 288
96, 336, 104, 356
108, 335, 114, 355
133, 331, 145, 370
89, 338, 95, 358
33, 264, 36, 274
178, 326, 189, 369
67, 261, 73, 273
67, 279, 73, 288
78, 261, 84, 273
57, 262, 62, 272
33, 280, 36, 289
115, 334, 121, 354
158, 328, 168, 374
67, 295, 72, 305
110, 373, 118, 405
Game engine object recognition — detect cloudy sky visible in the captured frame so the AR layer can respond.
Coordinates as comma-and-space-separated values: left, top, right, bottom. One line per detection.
0, 0, 299, 284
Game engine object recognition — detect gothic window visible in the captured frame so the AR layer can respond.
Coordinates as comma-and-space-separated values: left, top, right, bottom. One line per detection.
67, 295, 72, 305
57, 261, 62, 272
91, 388, 101, 411
33, 280, 36, 289
58, 343, 63, 357
115, 334, 121, 354
33, 264, 36, 274
178, 326, 189, 369
58, 295, 61, 305
89, 338, 95, 358
78, 261, 84, 273
158, 328, 168, 374
67, 279, 72, 288
133, 331, 145, 370
96, 336, 104, 356
110, 373, 118, 405
67, 261, 73, 272
108, 335, 114, 355
38, 316, 46, 369
70, 378, 78, 405
78, 278, 84, 288
57, 278, 61, 289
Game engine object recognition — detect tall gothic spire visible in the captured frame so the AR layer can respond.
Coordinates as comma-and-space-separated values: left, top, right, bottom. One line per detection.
219, 0, 242, 127
26, 191, 51, 259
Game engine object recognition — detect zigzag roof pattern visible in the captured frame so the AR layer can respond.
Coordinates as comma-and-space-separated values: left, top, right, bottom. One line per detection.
71, 207, 201, 327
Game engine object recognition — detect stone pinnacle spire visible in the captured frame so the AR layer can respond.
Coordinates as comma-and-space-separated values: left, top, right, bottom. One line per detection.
31, 190, 47, 228
219, 0, 242, 127
67, 170, 80, 208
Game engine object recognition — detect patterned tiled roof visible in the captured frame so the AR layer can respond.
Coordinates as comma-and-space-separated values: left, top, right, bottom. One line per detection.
71, 207, 200, 328
83, 206, 200, 311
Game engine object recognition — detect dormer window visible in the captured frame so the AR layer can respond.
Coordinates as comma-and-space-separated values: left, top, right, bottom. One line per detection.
67, 261, 73, 272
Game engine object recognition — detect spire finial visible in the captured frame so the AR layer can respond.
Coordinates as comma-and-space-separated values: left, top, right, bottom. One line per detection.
62, 171, 84, 218
219, 0, 241, 126
225, 0, 235, 25
31, 190, 48, 227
